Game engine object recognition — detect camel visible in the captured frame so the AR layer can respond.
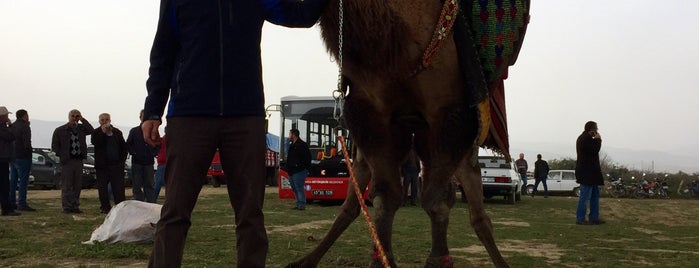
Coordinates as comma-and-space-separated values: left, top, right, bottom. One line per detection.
287, 0, 529, 267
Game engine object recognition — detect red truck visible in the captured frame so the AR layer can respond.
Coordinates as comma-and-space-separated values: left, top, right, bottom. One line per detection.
275, 96, 370, 202
207, 150, 225, 187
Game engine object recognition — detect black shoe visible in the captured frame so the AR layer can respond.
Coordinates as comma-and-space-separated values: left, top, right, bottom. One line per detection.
17, 205, 36, 212
576, 221, 590, 225
590, 220, 606, 225
71, 209, 83, 214
297, 206, 306, 211
1, 211, 21, 216
100, 208, 111, 214
62, 209, 72, 214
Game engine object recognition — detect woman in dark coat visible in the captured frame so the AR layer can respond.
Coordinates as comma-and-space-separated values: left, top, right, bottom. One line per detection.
575, 121, 605, 225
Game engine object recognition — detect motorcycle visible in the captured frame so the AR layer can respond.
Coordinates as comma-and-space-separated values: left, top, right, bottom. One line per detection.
632, 178, 657, 199
653, 177, 670, 199
679, 180, 699, 198
606, 177, 627, 198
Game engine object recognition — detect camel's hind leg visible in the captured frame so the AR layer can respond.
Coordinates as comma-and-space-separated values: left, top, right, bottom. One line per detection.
454, 150, 509, 268
285, 149, 372, 268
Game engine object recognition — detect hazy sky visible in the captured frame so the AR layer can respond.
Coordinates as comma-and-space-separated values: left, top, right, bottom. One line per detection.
2, 1, 698, 165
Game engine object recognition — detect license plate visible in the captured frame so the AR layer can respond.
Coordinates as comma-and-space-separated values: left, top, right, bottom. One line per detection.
482, 177, 494, 183
312, 190, 333, 196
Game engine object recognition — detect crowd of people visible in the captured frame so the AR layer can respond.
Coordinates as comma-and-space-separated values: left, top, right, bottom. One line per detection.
0, 107, 166, 216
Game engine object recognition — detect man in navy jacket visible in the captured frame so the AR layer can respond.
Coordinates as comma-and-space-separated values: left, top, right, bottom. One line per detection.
141, 1, 330, 267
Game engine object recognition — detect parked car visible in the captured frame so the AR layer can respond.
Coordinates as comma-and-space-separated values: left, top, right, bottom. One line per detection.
29, 148, 96, 189
479, 156, 522, 204
525, 169, 580, 196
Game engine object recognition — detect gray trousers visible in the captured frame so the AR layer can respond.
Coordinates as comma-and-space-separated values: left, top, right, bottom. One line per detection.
149, 116, 268, 268
131, 163, 155, 202
61, 159, 83, 211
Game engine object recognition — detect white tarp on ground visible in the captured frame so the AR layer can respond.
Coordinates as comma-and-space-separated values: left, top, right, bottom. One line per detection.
82, 200, 162, 245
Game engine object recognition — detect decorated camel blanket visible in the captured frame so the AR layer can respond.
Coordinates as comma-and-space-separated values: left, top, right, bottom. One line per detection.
461, 0, 530, 161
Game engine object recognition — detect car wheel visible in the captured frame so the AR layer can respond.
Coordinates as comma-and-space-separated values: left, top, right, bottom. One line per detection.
508, 190, 516, 204
573, 187, 581, 197
515, 189, 522, 201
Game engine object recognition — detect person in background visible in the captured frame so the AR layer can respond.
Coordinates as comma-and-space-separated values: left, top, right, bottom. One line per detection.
1, 106, 20, 216
126, 110, 158, 203
265, 133, 279, 187
402, 148, 420, 206
140, 1, 330, 267
9, 109, 35, 211
52, 109, 93, 214
265, 146, 279, 187
575, 121, 605, 225
286, 128, 312, 210
152, 134, 166, 202
532, 154, 550, 198
91, 113, 128, 214
514, 153, 528, 193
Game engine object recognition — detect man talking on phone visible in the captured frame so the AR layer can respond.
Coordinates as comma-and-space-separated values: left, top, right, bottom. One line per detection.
575, 121, 605, 225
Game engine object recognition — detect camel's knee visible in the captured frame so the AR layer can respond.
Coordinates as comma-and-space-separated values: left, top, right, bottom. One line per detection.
470, 213, 495, 235
423, 201, 452, 222
421, 182, 456, 214
338, 198, 363, 219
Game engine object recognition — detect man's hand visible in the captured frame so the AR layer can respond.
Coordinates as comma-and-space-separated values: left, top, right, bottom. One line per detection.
593, 132, 602, 140
101, 123, 111, 134
142, 119, 162, 147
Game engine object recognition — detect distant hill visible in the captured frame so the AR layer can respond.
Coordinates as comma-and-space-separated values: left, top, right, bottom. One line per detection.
510, 141, 699, 174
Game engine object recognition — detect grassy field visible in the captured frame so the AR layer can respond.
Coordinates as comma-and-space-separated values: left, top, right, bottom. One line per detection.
1, 187, 698, 267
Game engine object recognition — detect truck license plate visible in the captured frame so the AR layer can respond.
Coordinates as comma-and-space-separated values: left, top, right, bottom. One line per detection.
312, 190, 333, 196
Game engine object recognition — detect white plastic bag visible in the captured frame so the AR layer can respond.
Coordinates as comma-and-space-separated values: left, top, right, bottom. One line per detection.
83, 200, 162, 245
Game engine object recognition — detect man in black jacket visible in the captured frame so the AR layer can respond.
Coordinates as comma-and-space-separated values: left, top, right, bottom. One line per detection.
10, 109, 34, 211
126, 110, 158, 203
287, 128, 312, 210
51, 109, 93, 214
140, 1, 330, 266
532, 154, 550, 197
575, 121, 605, 225
1, 106, 20, 216
91, 113, 128, 214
